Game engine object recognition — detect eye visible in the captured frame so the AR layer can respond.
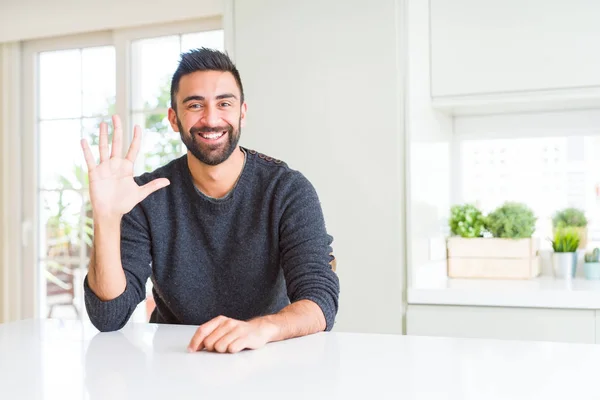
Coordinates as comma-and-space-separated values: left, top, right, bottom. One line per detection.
219, 102, 231, 108
189, 103, 203, 109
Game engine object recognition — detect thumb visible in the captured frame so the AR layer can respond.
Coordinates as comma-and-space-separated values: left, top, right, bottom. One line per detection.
138, 178, 170, 202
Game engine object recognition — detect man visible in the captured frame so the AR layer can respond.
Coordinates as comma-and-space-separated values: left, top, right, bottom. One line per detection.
81, 48, 340, 354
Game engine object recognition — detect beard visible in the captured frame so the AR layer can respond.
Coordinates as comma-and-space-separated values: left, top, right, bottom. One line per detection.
177, 115, 241, 166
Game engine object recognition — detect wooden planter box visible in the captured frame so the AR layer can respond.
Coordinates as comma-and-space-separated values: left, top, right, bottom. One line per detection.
447, 237, 540, 279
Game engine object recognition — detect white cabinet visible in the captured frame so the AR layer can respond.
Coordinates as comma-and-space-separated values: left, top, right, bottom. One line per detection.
596, 311, 600, 344
430, 0, 600, 99
407, 305, 596, 344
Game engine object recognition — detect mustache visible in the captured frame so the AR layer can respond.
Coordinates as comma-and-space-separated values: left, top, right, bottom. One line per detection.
190, 125, 233, 134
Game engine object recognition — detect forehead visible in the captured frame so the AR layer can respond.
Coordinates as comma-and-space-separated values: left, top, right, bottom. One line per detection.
176, 70, 240, 99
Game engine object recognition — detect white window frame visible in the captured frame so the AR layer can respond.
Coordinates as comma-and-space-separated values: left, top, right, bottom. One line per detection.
21, 17, 227, 319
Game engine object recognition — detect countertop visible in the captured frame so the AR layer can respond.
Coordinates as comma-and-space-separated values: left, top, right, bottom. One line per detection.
409, 262, 600, 309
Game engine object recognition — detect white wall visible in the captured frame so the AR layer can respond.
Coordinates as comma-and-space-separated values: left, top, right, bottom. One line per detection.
454, 109, 600, 140
0, 47, 4, 323
430, 0, 600, 97
0, 43, 23, 323
233, 0, 405, 334
0, 0, 224, 42
406, 0, 453, 282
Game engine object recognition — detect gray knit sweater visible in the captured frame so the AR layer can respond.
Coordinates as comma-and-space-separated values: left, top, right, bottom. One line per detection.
84, 148, 340, 332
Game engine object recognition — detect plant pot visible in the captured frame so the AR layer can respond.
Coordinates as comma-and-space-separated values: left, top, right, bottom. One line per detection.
583, 262, 600, 280
552, 252, 577, 279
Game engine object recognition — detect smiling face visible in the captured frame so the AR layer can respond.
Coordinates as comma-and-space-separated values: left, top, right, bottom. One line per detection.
169, 70, 246, 166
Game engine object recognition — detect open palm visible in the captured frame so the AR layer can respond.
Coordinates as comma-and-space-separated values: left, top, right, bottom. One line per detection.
81, 115, 170, 219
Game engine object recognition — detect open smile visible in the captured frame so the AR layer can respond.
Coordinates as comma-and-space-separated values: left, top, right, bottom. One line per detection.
197, 130, 227, 142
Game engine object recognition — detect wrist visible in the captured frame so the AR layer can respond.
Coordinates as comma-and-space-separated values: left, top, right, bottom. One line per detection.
251, 316, 282, 343
93, 212, 122, 228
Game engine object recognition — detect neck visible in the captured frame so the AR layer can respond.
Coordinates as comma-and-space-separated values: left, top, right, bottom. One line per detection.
187, 147, 245, 198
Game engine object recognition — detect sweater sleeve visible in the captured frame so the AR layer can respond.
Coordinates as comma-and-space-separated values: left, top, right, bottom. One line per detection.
84, 202, 153, 332
278, 172, 340, 331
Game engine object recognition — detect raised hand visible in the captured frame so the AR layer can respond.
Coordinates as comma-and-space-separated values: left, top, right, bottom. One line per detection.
81, 115, 170, 220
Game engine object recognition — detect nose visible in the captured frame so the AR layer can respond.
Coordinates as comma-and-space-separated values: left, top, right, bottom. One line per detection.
202, 104, 220, 127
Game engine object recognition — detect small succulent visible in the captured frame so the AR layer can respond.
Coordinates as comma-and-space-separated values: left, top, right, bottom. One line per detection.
550, 228, 580, 253
485, 202, 537, 239
552, 207, 588, 229
585, 248, 600, 263
449, 204, 486, 238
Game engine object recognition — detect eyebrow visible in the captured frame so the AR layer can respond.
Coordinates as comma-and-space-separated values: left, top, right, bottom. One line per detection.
182, 93, 238, 103
216, 93, 238, 100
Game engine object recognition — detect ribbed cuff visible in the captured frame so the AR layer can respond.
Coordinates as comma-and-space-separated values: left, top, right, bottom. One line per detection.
83, 276, 134, 332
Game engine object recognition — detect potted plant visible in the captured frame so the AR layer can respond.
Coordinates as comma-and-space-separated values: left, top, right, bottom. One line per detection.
583, 248, 600, 280
449, 203, 486, 238
550, 227, 580, 279
447, 202, 540, 279
552, 207, 588, 249
485, 202, 537, 240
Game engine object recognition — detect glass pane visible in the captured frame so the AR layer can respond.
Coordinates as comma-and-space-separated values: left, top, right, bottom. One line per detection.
82, 116, 114, 172
131, 35, 180, 111
82, 46, 116, 117
132, 112, 183, 174
460, 135, 600, 249
80, 191, 94, 257
43, 260, 81, 319
40, 190, 83, 259
39, 49, 82, 119
39, 119, 83, 190
181, 30, 225, 53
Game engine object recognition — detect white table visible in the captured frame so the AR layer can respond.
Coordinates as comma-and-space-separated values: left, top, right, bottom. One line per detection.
1, 319, 600, 399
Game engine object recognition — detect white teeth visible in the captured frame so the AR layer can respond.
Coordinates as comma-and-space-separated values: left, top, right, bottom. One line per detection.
201, 132, 225, 139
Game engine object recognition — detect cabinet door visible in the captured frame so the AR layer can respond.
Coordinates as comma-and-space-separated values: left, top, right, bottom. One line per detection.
595, 311, 600, 344
430, 0, 600, 97
407, 305, 596, 344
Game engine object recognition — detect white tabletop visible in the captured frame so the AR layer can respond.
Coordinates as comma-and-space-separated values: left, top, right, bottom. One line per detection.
1, 319, 600, 400
409, 262, 600, 309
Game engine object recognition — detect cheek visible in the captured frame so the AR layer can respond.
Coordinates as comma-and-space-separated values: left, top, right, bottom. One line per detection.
224, 113, 242, 128
181, 113, 203, 129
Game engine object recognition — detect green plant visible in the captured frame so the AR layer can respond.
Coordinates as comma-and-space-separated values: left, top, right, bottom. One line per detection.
485, 202, 537, 239
550, 228, 580, 252
585, 248, 600, 263
449, 204, 486, 238
552, 207, 588, 229
142, 77, 183, 172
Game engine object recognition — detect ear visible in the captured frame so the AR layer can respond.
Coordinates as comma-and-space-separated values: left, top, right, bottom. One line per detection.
168, 108, 179, 132
240, 102, 248, 128
329, 252, 337, 272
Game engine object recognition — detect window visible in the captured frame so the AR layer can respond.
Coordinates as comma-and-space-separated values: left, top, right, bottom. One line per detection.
22, 20, 225, 320
37, 45, 115, 320
456, 112, 600, 250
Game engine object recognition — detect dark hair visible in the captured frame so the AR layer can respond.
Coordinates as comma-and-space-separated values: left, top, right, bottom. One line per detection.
170, 48, 244, 111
